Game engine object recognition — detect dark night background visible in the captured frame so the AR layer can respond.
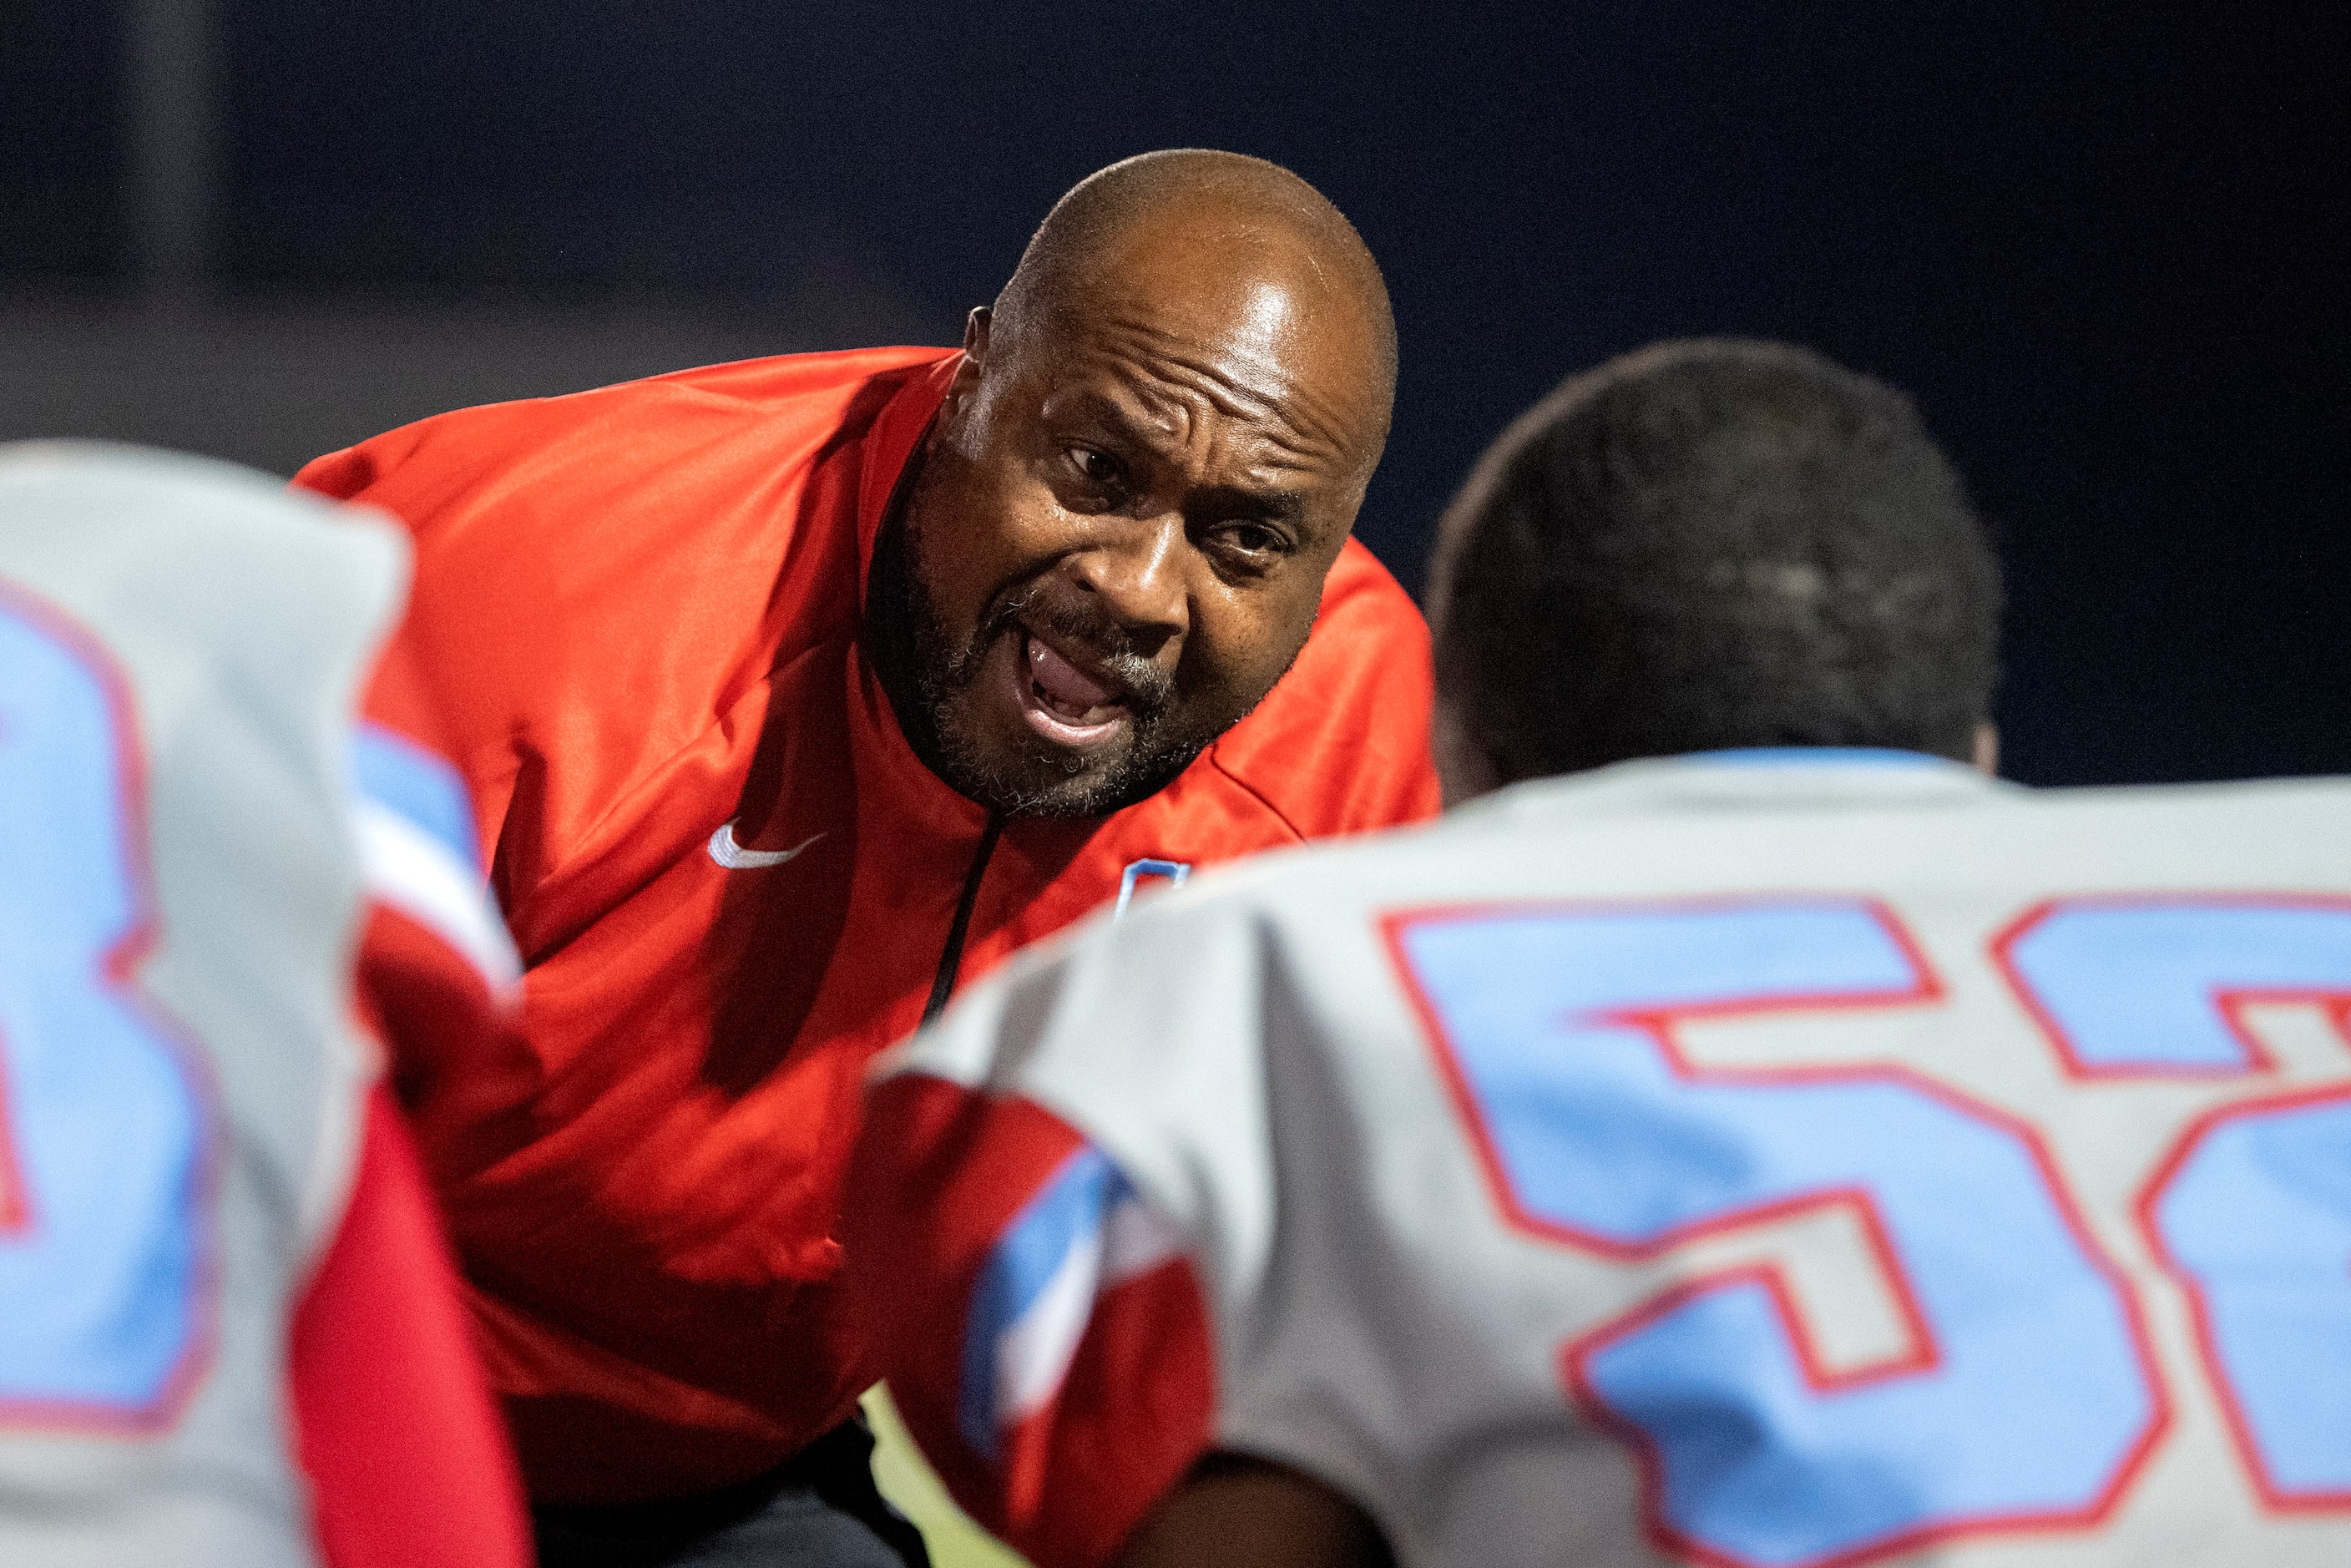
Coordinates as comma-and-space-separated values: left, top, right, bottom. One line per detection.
5, 3, 2344, 787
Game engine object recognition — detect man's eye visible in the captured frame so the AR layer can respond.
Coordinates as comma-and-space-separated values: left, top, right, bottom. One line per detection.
1067, 448, 1123, 488
1223, 523, 1282, 557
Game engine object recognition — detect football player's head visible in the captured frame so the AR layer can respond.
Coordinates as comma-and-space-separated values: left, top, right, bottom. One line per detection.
871, 149, 1397, 818
1426, 337, 2001, 801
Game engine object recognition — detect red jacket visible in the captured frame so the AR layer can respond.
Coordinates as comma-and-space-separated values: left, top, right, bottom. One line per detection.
295, 346, 1440, 1502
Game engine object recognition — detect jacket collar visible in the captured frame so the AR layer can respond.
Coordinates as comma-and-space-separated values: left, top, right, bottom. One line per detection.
843, 352, 1000, 844
854, 352, 961, 606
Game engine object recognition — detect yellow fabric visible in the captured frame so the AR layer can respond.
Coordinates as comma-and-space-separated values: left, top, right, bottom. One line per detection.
864, 1386, 1033, 1568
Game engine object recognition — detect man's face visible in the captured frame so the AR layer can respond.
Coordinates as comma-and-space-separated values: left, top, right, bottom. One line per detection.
883, 271, 1382, 817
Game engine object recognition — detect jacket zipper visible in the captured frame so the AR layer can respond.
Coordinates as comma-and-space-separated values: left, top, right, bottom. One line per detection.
922, 813, 1004, 1025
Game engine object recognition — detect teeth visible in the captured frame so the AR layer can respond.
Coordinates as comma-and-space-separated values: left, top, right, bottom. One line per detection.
1031, 680, 1100, 722
1025, 632, 1123, 724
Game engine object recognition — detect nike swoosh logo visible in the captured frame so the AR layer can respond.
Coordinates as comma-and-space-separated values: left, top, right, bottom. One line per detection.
708, 822, 825, 870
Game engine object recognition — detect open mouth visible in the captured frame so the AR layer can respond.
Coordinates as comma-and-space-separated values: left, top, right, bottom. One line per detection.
1003, 625, 1132, 748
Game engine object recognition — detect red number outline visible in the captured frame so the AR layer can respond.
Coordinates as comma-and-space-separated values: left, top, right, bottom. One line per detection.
0, 1055, 25, 1232
0, 579, 222, 1434
1381, 895, 2172, 1568
1990, 894, 2351, 1082
2135, 1080, 2351, 1513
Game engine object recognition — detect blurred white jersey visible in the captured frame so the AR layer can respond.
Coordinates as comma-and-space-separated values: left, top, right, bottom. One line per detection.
0, 446, 517, 1565
853, 751, 2351, 1568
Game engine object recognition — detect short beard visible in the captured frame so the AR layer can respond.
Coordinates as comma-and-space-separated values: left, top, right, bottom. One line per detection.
866, 511, 1221, 820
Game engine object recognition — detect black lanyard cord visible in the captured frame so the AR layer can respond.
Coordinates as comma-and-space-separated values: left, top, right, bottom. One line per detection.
922, 812, 1004, 1026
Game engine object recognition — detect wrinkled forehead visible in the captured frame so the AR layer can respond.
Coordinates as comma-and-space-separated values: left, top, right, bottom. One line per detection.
1018, 225, 1389, 479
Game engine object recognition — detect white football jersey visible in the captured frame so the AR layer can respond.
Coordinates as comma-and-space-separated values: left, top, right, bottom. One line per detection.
854, 750, 2351, 1568
0, 445, 515, 1565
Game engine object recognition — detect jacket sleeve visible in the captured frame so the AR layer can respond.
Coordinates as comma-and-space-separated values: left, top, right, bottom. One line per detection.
843, 1075, 1217, 1568
1209, 537, 1442, 839
293, 380, 811, 923
348, 632, 527, 1120
290, 1084, 533, 1568
296, 415, 542, 881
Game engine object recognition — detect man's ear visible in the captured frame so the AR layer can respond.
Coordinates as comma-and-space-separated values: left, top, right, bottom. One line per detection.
934, 306, 993, 447
954, 307, 992, 387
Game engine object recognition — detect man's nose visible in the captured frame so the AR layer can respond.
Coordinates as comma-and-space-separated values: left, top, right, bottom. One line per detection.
1062, 511, 1191, 655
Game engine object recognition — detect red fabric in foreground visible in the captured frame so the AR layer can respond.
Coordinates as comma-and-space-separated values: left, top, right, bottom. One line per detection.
291, 1085, 531, 1568
846, 1075, 1216, 1568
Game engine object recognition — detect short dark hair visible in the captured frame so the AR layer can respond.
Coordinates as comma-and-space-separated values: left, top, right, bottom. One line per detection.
1427, 338, 2000, 781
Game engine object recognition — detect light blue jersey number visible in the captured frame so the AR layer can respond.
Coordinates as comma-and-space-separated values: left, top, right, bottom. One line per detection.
1, 588, 214, 1429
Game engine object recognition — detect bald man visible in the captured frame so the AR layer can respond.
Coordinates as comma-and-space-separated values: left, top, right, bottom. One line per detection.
293, 151, 1438, 1566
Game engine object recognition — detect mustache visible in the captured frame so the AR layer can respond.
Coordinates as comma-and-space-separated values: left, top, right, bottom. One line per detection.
974, 583, 1176, 711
